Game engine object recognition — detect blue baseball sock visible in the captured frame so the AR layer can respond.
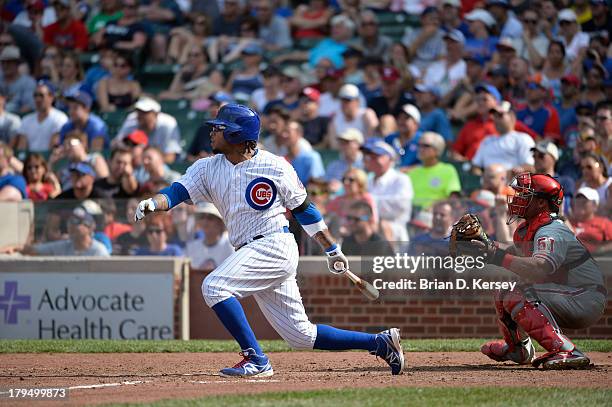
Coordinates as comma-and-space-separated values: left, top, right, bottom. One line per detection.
212, 297, 263, 355
313, 324, 378, 352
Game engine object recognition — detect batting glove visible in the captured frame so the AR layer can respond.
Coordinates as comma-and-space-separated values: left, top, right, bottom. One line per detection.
134, 198, 156, 222
325, 244, 348, 274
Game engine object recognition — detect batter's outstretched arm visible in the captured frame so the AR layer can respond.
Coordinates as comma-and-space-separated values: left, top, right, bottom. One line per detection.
134, 182, 191, 221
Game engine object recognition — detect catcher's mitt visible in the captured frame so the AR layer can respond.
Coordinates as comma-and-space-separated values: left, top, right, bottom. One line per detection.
449, 214, 493, 257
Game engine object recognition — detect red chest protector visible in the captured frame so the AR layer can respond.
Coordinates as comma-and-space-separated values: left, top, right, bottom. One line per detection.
512, 212, 556, 257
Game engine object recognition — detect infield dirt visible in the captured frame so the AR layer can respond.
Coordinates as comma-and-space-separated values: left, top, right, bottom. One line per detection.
1, 352, 610, 406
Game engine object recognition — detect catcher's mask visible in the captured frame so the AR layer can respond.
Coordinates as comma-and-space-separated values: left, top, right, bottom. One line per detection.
507, 173, 564, 224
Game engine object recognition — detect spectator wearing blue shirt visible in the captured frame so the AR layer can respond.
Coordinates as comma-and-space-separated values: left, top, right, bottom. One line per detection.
59, 91, 108, 151
440, 0, 471, 38
308, 15, 354, 68
464, 9, 498, 62
283, 120, 325, 187
485, 0, 523, 38
516, 77, 561, 142
384, 104, 422, 168
554, 75, 580, 143
414, 84, 454, 142
135, 217, 183, 257
0, 141, 26, 201
325, 128, 364, 189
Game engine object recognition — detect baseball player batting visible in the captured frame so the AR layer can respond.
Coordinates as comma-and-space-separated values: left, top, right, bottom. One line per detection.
135, 104, 404, 377
453, 173, 606, 369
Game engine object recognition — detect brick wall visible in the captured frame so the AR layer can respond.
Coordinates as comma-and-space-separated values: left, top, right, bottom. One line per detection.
299, 274, 612, 338
189, 258, 612, 340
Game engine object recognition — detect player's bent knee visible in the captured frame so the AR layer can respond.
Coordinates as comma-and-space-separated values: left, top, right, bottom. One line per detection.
283, 322, 317, 350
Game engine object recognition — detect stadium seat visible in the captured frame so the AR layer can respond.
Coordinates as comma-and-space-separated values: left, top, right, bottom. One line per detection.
139, 63, 178, 95
316, 148, 340, 168
99, 110, 129, 138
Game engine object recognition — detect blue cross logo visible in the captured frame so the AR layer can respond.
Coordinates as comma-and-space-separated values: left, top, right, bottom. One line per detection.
0, 281, 31, 324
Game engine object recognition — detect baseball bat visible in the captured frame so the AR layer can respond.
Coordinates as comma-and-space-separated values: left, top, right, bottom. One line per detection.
334, 262, 379, 300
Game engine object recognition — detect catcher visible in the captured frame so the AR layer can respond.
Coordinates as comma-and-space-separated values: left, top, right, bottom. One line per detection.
450, 173, 606, 369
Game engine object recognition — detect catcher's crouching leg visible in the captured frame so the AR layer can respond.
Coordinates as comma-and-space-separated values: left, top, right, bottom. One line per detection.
481, 290, 535, 364
497, 289, 589, 369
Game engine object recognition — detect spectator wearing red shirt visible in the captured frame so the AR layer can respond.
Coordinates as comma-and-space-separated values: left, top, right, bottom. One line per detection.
451, 83, 537, 161
570, 187, 612, 254
43, 0, 88, 51
515, 76, 561, 142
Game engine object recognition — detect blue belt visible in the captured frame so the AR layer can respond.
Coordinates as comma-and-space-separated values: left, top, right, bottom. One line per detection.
236, 226, 290, 250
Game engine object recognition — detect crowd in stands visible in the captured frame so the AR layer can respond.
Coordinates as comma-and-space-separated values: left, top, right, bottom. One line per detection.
0, 0, 611, 263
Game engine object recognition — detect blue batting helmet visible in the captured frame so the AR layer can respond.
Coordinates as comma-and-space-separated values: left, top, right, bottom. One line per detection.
206, 103, 260, 144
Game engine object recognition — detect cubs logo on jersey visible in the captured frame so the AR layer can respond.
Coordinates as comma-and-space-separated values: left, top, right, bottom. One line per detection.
245, 177, 277, 210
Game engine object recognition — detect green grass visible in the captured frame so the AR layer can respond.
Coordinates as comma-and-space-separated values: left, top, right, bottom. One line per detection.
106, 387, 612, 407
1, 339, 611, 353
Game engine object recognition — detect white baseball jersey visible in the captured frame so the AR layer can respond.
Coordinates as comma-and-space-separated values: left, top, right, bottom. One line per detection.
179, 149, 318, 349
177, 150, 307, 247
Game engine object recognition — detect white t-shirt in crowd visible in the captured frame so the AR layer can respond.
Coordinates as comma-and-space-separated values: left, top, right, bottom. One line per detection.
117, 112, 183, 155
472, 130, 535, 170
18, 108, 68, 152
185, 233, 235, 270
422, 59, 467, 97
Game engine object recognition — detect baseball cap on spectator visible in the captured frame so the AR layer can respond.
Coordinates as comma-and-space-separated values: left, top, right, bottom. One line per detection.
282, 66, 302, 80
37, 79, 57, 95
134, 96, 161, 113
262, 66, 281, 77
421, 6, 438, 16
496, 37, 517, 51
338, 128, 364, 144
28, 1, 45, 11
81, 199, 103, 216
331, 14, 356, 31
300, 86, 320, 102
380, 66, 401, 82
576, 186, 600, 205
342, 48, 363, 59
443, 29, 465, 45
65, 90, 93, 110
489, 64, 509, 77
323, 67, 344, 80
400, 104, 421, 123
442, 0, 461, 7
558, 9, 578, 23
69, 162, 96, 177
242, 43, 264, 56
414, 84, 441, 98
486, 0, 510, 7
338, 84, 360, 100
576, 101, 594, 116
465, 9, 496, 27
531, 140, 559, 161
526, 74, 545, 90
475, 83, 502, 102
0, 45, 21, 61
360, 137, 398, 159
561, 74, 580, 87
465, 54, 486, 66
194, 202, 223, 219
70, 207, 96, 228
125, 129, 149, 146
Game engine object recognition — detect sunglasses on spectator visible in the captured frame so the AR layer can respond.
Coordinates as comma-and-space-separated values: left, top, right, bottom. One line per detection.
33, 92, 46, 98
362, 21, 377, 26
0, 41, 13, 47
188, 53, 202, 58
115, 63, 128, 68
522, 18, 537, 24
27, 164, 41, 170
194, 19, 207, 25
559, 20, 573, 25
68, 218, 88, 226
346, 214, 370, 222
307, 188, 327, 196
342, 176, 358, 184
147, 228, 164, 235
417, 143, 434, 149
595, 115, 612, 121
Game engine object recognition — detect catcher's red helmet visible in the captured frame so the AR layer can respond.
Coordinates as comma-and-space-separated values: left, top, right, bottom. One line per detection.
507, 173, 564, 223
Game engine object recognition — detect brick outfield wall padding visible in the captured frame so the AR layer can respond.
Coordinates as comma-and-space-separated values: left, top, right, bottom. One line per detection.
189, 267, 612, 339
